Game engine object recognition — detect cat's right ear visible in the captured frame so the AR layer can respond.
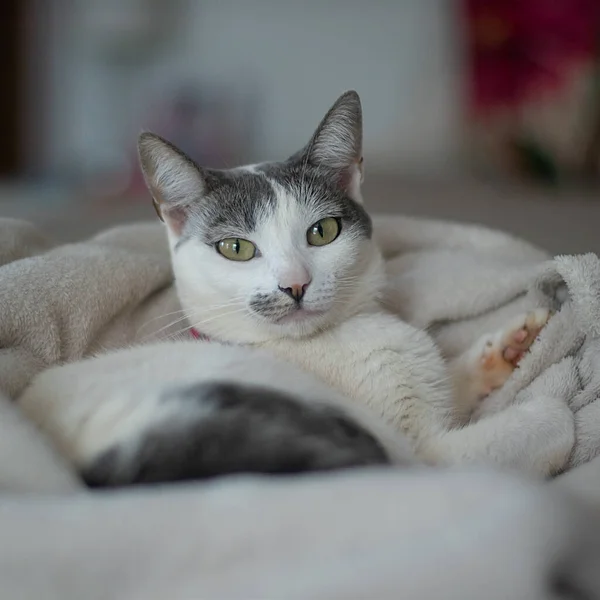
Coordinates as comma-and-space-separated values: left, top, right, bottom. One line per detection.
291, 90, 364, 203
137, 132, 205, 236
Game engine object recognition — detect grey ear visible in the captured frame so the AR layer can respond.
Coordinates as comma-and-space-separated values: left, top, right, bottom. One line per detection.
294, 90, 364, 198
137, 132, 205, 234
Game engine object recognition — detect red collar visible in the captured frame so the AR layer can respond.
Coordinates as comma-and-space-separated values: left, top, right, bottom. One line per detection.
190, 327, 239, 346
189, 327, 210, 342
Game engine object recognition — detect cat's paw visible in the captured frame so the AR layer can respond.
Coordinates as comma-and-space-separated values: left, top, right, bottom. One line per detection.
476, 308, 552, 395
484, 308, 551, 367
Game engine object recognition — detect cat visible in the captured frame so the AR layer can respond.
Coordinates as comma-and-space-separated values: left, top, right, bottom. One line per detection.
17, 91, 574, 486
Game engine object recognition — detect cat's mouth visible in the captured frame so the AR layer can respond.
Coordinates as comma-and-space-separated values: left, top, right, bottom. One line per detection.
274, 307, 326, 325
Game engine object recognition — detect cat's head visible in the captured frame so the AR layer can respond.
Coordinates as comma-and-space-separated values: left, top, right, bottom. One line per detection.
138, 91, 384, 343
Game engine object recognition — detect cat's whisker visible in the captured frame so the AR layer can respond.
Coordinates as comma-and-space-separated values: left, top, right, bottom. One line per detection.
158, 306, 251, 343
333, 279, 361, 287
186, 300, 246, 313
187, 306, 250, 330
336, 275, 362, 281
334, 280, 360, 288
178, 295, 247, 311
136, 308, 191, 336
140, 295, 248, 333
140, 313, 196, 341
145, 298, 250, 341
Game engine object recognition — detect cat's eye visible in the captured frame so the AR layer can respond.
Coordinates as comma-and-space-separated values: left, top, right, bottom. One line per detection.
216, 238, 257, 261
307, 217, 341, 247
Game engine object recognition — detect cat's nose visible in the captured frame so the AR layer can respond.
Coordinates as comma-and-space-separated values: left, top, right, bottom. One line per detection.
278, 281, 310, 302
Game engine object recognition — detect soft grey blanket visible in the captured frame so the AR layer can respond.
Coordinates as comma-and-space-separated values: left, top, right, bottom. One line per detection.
2, 214, 600, 598
3, 467, 600, 600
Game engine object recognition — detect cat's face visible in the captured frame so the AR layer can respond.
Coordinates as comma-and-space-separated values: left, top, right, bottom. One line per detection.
138, 91, 384, 343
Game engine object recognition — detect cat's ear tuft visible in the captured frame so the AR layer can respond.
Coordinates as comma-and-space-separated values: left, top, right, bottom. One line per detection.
137, 132, 205, 235
295, 90, 364, 201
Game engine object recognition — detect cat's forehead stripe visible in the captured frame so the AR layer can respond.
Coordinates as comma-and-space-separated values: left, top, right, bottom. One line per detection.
256, 162, 372, 239
181, 169, 277, 244
181, 161, 372, 244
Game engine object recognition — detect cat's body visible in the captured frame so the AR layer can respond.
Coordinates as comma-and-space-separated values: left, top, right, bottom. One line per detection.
18, 92, 575, 485
20, 341, 417, 486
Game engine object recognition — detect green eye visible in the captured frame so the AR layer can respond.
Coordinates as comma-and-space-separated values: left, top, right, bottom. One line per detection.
307, 217, 341, 247
216, 238, 257, 261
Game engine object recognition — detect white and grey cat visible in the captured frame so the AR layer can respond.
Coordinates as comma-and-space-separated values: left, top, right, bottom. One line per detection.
18, 91, 574, 486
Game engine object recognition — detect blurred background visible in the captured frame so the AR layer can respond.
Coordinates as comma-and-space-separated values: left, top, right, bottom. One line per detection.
1, 0, 600, 252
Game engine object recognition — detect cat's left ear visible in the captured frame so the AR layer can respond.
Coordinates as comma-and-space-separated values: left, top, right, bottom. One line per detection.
292, 90, 364, 203
137, 132, 206, 236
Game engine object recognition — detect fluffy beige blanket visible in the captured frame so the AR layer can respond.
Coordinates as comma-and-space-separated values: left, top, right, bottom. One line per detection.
2, 214, 600, 598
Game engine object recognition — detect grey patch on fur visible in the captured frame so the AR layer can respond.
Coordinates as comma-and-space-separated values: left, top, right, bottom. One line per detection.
176, 160, 372, 249
258, 89, 372, 240
142, 91, 371, 249
248, 290, 297, 320
177, 168, 278, 248
82, 381, 391, 488
258, 160, 372, 240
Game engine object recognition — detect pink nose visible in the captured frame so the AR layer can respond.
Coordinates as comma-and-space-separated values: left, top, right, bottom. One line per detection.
278, 281, 311, 302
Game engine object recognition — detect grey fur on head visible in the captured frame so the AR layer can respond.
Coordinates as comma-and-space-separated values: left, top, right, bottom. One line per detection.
136, 90, 370, 245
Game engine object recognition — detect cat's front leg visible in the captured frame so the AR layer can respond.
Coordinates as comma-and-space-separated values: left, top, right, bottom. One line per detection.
293, 313, 456, 445
421, 358, 576, 476
352, 309, 572, 477
449, 308, 551, 421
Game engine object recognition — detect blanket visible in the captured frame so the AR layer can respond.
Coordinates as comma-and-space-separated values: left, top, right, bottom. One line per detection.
381, 218, 600, 469
3, 467, 600, 600
3, 214, 600, 597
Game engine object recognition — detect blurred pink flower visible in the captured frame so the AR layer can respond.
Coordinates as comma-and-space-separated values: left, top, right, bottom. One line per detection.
465, 0, 600, 114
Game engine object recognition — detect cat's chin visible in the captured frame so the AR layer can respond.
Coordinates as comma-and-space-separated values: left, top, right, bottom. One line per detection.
273, 308, 326, 325
255, 309, 328, 340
